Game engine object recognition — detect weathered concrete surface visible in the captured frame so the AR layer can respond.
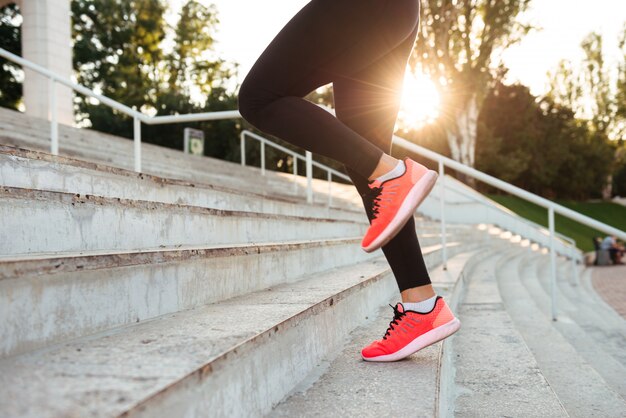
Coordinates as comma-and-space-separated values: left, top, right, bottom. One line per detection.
497, 251, 626, 408
270, 250, 479, 418
0, 107, 360, 207
0, 237, 377, 357
450, 250, 567, 417
0, 259, 396, 418
0, 146, 364, 223
0, 186, 366, 255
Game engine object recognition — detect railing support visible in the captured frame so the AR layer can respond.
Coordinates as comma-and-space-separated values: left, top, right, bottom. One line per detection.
438, 160, 448, 270
133, 116, 142, 173
293, 156, 298, 194
548, 207, 558, 321
49, 78, 58, 155
306, 151, 313, 204
327, 171, 333, 207
240, 132, 246, 166
260, 139, 266, 176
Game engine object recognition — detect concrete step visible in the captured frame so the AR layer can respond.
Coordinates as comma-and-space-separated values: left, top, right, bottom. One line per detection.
270, 249, 482, 418
0, 186, 367, 255
520, 252, 626, 400
0, 237, 380, 358
0, 242, 460, 418
0, 145, 365, 223
448, 246, 567, 417
538, 256, 626, 368
0, 113, 360, 208
496, 248, 626, 416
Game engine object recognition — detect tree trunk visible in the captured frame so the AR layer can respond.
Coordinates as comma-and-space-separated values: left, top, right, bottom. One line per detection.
446, 93, 479, 187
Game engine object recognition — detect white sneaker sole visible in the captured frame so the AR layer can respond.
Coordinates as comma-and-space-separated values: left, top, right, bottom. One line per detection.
362, 169, 438, 253
362, 317, 461, 362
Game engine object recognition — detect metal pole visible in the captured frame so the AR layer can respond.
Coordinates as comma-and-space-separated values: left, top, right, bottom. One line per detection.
49, 78, 58, 155
260, 139, 266, 176
133, 116, 142, 173
293, 156, 298, 195
438, 160, 448, 270
240, 132, 246, 166
327, 171, 332, 207
306, 151, 313, 204
548, 207, 558, 321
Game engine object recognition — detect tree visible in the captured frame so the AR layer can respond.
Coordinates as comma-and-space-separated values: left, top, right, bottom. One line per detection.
411, 0, 532, 170
0, 3, 22, 110
476, 81, 614, 200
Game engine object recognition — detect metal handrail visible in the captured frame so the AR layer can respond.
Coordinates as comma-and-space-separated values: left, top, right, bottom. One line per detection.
392, 135, 625, 320
3, 47, 624, 320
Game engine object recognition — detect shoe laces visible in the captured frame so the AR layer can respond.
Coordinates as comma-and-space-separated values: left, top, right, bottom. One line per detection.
382, 304, 406, 340
363, 183, 400, 222
363, 185, 383, 220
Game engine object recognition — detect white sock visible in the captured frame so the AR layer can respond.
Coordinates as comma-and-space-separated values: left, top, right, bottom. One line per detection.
403, 295, 438, 313
375, 160, 405, 183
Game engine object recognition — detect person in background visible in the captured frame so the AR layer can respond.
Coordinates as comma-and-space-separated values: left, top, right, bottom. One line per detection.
601, 235, 625, 265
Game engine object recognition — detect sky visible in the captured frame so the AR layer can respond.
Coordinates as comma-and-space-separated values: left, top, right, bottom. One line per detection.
169, 0, 626, 96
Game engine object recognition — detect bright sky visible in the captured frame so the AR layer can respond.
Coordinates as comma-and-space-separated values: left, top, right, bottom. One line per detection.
169, 0, 626, 97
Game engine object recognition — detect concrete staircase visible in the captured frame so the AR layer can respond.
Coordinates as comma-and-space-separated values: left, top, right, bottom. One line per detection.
2, 108, 624, 417
0, 110, 486, 417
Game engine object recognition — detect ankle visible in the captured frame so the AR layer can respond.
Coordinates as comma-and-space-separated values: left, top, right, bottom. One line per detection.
401, 285, 436, 303
368, 154, 400, 181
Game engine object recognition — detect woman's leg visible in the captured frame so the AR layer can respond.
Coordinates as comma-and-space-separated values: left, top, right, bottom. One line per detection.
333, 26, 434, 301
238, 0, 420, 180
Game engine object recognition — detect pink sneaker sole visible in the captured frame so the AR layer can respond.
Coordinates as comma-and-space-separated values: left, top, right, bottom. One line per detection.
362, 317, 461, 362
362, 169, 438, 253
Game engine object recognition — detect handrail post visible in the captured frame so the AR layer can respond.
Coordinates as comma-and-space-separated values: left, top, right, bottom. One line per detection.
548, 207, 558, 321
327, 171, 332, 207
240, 132, 246, 166
438, 160, 448, 270
306, 151, 313, 204
293, 156, 298, 194
260, 138, 266, 176
133, 116, 142, 173
49, 78, 58, 155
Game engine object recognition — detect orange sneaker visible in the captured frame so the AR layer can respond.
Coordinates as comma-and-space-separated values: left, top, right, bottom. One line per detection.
361, 297, 460, 362
361, 158, 437, 252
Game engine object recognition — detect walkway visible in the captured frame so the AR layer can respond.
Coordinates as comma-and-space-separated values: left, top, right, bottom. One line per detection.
592, 260, 626, 320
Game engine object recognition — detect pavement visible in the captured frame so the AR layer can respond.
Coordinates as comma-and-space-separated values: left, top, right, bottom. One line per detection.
591, 255, 626, 319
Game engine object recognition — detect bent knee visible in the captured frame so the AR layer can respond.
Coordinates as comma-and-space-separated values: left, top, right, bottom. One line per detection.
238, 78, 268, 127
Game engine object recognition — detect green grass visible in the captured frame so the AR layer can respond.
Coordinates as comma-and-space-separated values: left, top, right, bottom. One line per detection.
486, 194, 626, 252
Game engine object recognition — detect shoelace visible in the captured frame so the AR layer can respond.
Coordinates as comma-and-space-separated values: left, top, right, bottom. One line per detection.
363, 185, 383, 220
382, 303, 406, 340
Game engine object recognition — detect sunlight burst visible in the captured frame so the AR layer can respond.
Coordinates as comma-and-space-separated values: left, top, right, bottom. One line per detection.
397, 71, 440, 130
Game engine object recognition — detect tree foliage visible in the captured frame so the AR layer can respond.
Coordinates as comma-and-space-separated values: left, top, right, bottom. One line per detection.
411, 0, 532, 167
476, 82, 615, 200
0, 3, 22, 110
71, 0, 243, 161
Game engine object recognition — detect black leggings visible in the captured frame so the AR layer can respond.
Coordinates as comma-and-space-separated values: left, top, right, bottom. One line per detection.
238, 0, 431, 291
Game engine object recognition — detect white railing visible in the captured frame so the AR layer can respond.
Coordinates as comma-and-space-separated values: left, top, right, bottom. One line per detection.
0, 47, 348, 206
3, 47, 625, 320
392, 135, 626, 320
239, 130, 350, 205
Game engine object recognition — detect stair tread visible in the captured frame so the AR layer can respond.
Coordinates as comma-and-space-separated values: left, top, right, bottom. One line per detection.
451, 247, 568, 417
512, 251, 626, 400
0, 256, 393, 418
497, 248, 626, 416
271, 251, 475, 418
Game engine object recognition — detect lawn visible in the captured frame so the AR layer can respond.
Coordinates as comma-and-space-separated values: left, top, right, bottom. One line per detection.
486, 194, 626, 252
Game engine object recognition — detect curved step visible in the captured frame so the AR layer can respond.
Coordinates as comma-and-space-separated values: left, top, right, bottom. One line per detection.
449, 246, 567, 417
498, 248, 626, 416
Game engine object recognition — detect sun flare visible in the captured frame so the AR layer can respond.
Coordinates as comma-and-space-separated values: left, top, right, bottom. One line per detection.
397, 71, 440, 130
